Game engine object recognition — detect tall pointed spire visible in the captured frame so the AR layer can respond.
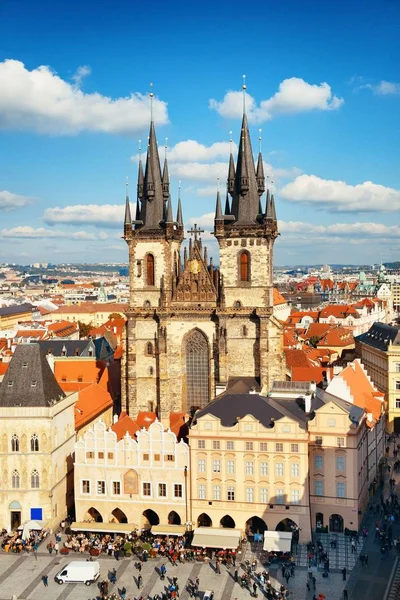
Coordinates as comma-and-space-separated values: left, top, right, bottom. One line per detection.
265, 188, 272, 219
230, 112, 259, 223
166, 195, 174, 223
176, 180, 183, 227
124, 177, 132, 227
224, 191, 230, 215
162, 138, 170, 200
270, 193, 277, 222
215, 188, 223, 220
140, 88, 164, 229
137, 140, 144, 200
256, 129, 265, 196
227, 131, 235, 195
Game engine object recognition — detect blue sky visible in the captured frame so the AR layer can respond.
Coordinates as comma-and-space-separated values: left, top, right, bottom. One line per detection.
0, 0, 399, 266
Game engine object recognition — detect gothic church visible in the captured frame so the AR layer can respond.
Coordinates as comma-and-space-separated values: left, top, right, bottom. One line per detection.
121, 112, 285, 421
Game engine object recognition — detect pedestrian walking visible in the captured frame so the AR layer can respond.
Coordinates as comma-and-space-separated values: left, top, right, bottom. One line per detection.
343, 590, 348, 600
42, 575, 48, 587
312, 575, 316, 589
285, 570, 291, 584
120, 586, 127, 600
351, 539, 356, 554
137, 574, 142, 588
234, 568, 238, 582
342, 567, 347, 581
54, 542, 59, 555
216, 561, 220, 574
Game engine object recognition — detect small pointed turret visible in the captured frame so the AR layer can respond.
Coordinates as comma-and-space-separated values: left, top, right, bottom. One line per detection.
227, 152, 235, 195
166, 195, 174, 223
215, 190, 223, 220
124, 179, 132, 231
270, 193, 277, 222
256, 152, 265, 196
176, 198, 183, 227
265, 188, 272, 220
224, 192, 231, 215
137, 151, 144, 200
162, 140, 170, 200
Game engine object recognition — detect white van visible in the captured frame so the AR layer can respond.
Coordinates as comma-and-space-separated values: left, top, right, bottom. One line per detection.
54, 561, 100, 585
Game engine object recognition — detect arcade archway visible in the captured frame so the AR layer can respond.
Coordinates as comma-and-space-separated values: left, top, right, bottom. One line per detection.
220, 515, 235, 528
197, 513, 212, 527
143, 509, 160, 527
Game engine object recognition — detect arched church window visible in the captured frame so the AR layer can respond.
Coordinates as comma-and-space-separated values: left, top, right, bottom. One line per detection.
146, 254, 155, 286
11, 434, 19, 452
31, 433, 39, 452
242, 325, 248, 337
146, 342, 154, 356
234, 300, 242, 309
11, 469, 20, 488
185, 330, 209, 413
144, 300, 151, 309
239, 251, 250, 282
31, 469, 40, 489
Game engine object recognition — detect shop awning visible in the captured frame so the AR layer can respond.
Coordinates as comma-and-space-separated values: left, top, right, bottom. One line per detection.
151, 524, 186, 536
263, 531, 292, 552
70, 522, 137, 534
192, 527, 242, 550
17, 520, 44, 531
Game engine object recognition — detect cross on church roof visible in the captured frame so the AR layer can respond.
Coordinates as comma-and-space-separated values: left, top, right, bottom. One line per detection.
187, 223, 204, 241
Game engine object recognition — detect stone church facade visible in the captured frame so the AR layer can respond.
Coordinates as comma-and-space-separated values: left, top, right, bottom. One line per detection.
121, 114, 285, 421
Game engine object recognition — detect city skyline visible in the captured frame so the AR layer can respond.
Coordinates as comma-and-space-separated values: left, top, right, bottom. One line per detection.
0, 0, 399, 265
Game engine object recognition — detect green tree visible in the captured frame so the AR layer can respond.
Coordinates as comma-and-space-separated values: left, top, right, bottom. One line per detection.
308, 335, 322, 348
78, 321, 92, 338
108, 312, 123, 320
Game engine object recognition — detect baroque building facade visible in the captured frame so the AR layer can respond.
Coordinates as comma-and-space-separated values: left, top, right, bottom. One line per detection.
122, 111, 285, 420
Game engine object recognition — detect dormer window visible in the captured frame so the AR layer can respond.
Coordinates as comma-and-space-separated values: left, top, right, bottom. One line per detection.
22, 362, 28, 368
31, 381, 37, 387
7, 381, 13, 387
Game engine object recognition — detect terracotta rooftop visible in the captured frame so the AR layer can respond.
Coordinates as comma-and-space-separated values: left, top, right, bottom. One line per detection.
75, 383, 114, 429
319, 305, 359, 319
317, 326, 355, 348
273, 288, 287, 306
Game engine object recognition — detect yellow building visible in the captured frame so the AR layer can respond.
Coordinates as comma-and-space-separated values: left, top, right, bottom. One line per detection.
0, 344, 77, 531
356, 323, 400, 432
48, 303, 128, 327
189, 385, 312, 542
74, 419, 189, 530
0, 303, 35, 331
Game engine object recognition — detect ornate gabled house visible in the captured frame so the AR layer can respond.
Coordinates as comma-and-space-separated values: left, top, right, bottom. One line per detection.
122, 103, 285, 421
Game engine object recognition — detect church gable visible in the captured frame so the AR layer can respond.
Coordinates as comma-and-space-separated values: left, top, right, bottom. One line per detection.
173, 240, 217, 304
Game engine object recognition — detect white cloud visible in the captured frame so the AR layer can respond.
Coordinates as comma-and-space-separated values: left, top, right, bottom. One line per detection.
167, 140, 236, 162
187, 213, 215, 228
0, 190, 34, 211
0, 226, 106, 240
0, 59, 168, 135
279, 174, 400, 212
169, 161, 228, 183
362, 80, 400, 95
209, 78, 344, 123
278, 220, 400, 237
43, 203, 130, 227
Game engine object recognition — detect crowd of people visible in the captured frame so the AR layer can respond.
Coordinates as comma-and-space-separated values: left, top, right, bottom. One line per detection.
0, 527, 48, 553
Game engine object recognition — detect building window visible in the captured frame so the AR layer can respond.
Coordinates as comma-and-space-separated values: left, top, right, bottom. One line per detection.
260, 488, 268, 503
143, 482, 151, 496
337, 482, 346, 498
315, 480, 324, 496
245, 461, 254, 475
336, 457, 346, 471
154, 453, 160, 461
227, 486, 235, 501
82, 480, 90, 494
227, 460, 235, 474
276, 489, 285, 504
291, 463, 300, 477
11, 434, 19, 452
166, 454, 174, 462
98, 452, 104, 459
337, 437, 345, 447
275, 443, 283, 452
113, 481, 121, 495
245, 441, 254, 451
185, 329, 209, 412
198, 440, 205, 449
314, 455, 324, 470
212, 440, 220, 450
108, 452, 114, 460
242, 325, 248, 337
260, 442, 268, 451
11, 469, 20, 489
396, 399, 400, 409
143, 453, 150, 461
291, 490, 300, 505
198, 484, 206, 499
212, 460, 221, 473
315, 436, 323, 446
239, 250, 250, 282
290, 444, 299, 453
246, 487, 254, 502
198, 459, 206, 473
97, 481, 106, 495
260, 462, 268, 476
146, 254, 155, 286
158, 483, 167, 497
31, 469, 40, 489
146, 342, 154, 356
328, 418, 336, 427
396, 363, 400, 373
213, 485, 221, 500
226, 441, 234, 450
30, 434, 39, 452
174, 484, 183, 498
86, 451, 94, 459
276, 463, 284, 477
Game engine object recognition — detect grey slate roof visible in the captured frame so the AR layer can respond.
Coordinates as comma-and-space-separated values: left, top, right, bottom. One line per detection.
0, 303, 34, 317
0, 344, 66, 407
316, 388, 364, 425
38, 337, 114, 361
355, 322, 400, 352
195, 392, 285, 428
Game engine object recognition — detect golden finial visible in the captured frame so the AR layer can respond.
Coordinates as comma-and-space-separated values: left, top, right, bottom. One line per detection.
229, 130, 233, 154
178, 180, 181, 199
259, 129, 262, 153
165, 137, 168, 160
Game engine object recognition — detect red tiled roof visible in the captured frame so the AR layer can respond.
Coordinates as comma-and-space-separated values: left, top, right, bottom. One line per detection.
319, 305, 359, 319
273, 288, 287, 306
284, 349, 312, 369
75, 383, 114, 429
317, 326, 355, 348
300, 322, 332, 341
291, 366, 333, 385
0, 361, 9, 376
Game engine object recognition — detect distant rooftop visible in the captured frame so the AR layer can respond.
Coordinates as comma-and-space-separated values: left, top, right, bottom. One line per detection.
0, 303, 34, 317
356, 322, 400, 352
